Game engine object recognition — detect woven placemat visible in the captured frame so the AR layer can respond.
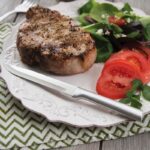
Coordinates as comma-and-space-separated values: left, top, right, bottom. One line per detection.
0, 23, 150, 150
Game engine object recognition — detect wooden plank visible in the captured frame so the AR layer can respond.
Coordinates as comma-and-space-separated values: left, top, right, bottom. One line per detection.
52, 142, 100, 150
0, 0, 22, 22
102, 133, 150, 150
114, 0, 150, 14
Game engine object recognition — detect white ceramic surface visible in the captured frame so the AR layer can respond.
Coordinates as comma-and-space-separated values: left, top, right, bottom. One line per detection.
0, 0, 149, 127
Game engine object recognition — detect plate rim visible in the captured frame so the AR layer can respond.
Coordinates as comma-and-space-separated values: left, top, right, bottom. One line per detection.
0, 0, 148, 127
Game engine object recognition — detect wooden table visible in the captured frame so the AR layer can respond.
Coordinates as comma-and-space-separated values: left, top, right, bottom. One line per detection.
1, 0, 150, 149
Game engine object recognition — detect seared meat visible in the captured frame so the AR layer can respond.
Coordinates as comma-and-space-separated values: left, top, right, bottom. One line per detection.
17, 6, 96, 75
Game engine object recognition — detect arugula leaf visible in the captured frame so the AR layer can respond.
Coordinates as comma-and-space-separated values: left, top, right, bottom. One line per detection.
120, 98, 130, 104
140, 16, 150, 27
120, 80, 150, 109
131, 79, 143, 89
128, 79, 143, 96
121, 14, 139, 23
120, 79, 143, 109
132, 94, 141, 100
77, 13, 91, 26
118, 3, 138, 22
121, 3, 133, 12
91, 32, 109, 42
130, 97, 142, 109
143, 23, 150, 40
77, 14, 98, 26
142, 85, 150, 101
83, 22, 122, 35
82, 22, 124, 61
139, 17, 150, 40
82, 22, 115, 62
78, 0, 95, 14
82, 23, 105, 33
90, 3, 119, 21
109, 24, 123, 34
127, 31, 140, 38
96, 41, 113, 62
82, 22, 114, 62
120, 95, 142, 109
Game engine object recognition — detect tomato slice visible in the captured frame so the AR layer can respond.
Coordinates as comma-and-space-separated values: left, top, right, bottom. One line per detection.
123, 42, 150, 61
105, 50, 148, 73
122, 43, 150, 83
96, 61, 142, 99
96, 45, 150, 99
133, 44, 150, 63
108, 16, 126, 26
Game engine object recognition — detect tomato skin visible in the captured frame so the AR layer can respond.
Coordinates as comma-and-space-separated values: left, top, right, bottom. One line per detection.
108, 16, 126, 26
96, 44, 150, 99
96, 60, 142, 99
105, 50, 148, 73
138, 46, 150, 82
122, 43, 150, 83
123, 42, 150, 61
140, 46, 150, 62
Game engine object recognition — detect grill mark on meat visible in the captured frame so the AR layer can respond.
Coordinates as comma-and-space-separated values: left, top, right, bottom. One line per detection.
17, 6, 96, 75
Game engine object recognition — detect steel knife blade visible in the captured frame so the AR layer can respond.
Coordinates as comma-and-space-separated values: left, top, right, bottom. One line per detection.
4, 64, 144, 121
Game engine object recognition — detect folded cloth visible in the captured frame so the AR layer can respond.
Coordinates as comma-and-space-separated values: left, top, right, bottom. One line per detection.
0, 23, 150, 150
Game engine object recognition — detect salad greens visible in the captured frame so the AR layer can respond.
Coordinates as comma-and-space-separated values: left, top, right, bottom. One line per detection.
121, 3, 133, 12
78, 0, 150, 62
78, 0, 95, 14
90, 3, 119, 21
120, 79, 150, 109
143, 24, 150, 40
142, 85, 150, 100
82, 22, 121, 61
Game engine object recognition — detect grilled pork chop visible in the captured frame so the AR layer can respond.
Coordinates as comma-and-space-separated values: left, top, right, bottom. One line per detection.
17, 6, 96, 75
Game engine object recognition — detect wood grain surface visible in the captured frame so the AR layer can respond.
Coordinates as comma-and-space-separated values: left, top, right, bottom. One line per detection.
52, 142, 100, 150
102, 133, 150, 150
1, 0, 150, 150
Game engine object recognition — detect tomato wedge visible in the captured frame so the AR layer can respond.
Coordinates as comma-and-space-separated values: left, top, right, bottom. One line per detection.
96, 60, 142, 99
108, 16, 126, 26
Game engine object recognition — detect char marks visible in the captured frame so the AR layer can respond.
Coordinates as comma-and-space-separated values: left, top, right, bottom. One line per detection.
17, 6, 96, 75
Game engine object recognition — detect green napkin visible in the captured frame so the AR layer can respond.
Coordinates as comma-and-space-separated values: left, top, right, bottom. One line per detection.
0, 23, 150, 150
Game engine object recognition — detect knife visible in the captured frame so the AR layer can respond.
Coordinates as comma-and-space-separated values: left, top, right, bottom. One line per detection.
4, 64, 144, 121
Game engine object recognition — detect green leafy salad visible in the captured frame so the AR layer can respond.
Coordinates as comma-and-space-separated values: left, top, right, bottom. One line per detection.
120, 79, 150, 109
77, 0, 150, 62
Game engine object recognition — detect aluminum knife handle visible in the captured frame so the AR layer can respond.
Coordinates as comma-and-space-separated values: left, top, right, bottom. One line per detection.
4, 64, 144, 121
73, 88, 144, 121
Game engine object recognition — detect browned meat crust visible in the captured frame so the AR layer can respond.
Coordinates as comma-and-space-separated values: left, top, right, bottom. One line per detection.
17, 6, 96, 75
